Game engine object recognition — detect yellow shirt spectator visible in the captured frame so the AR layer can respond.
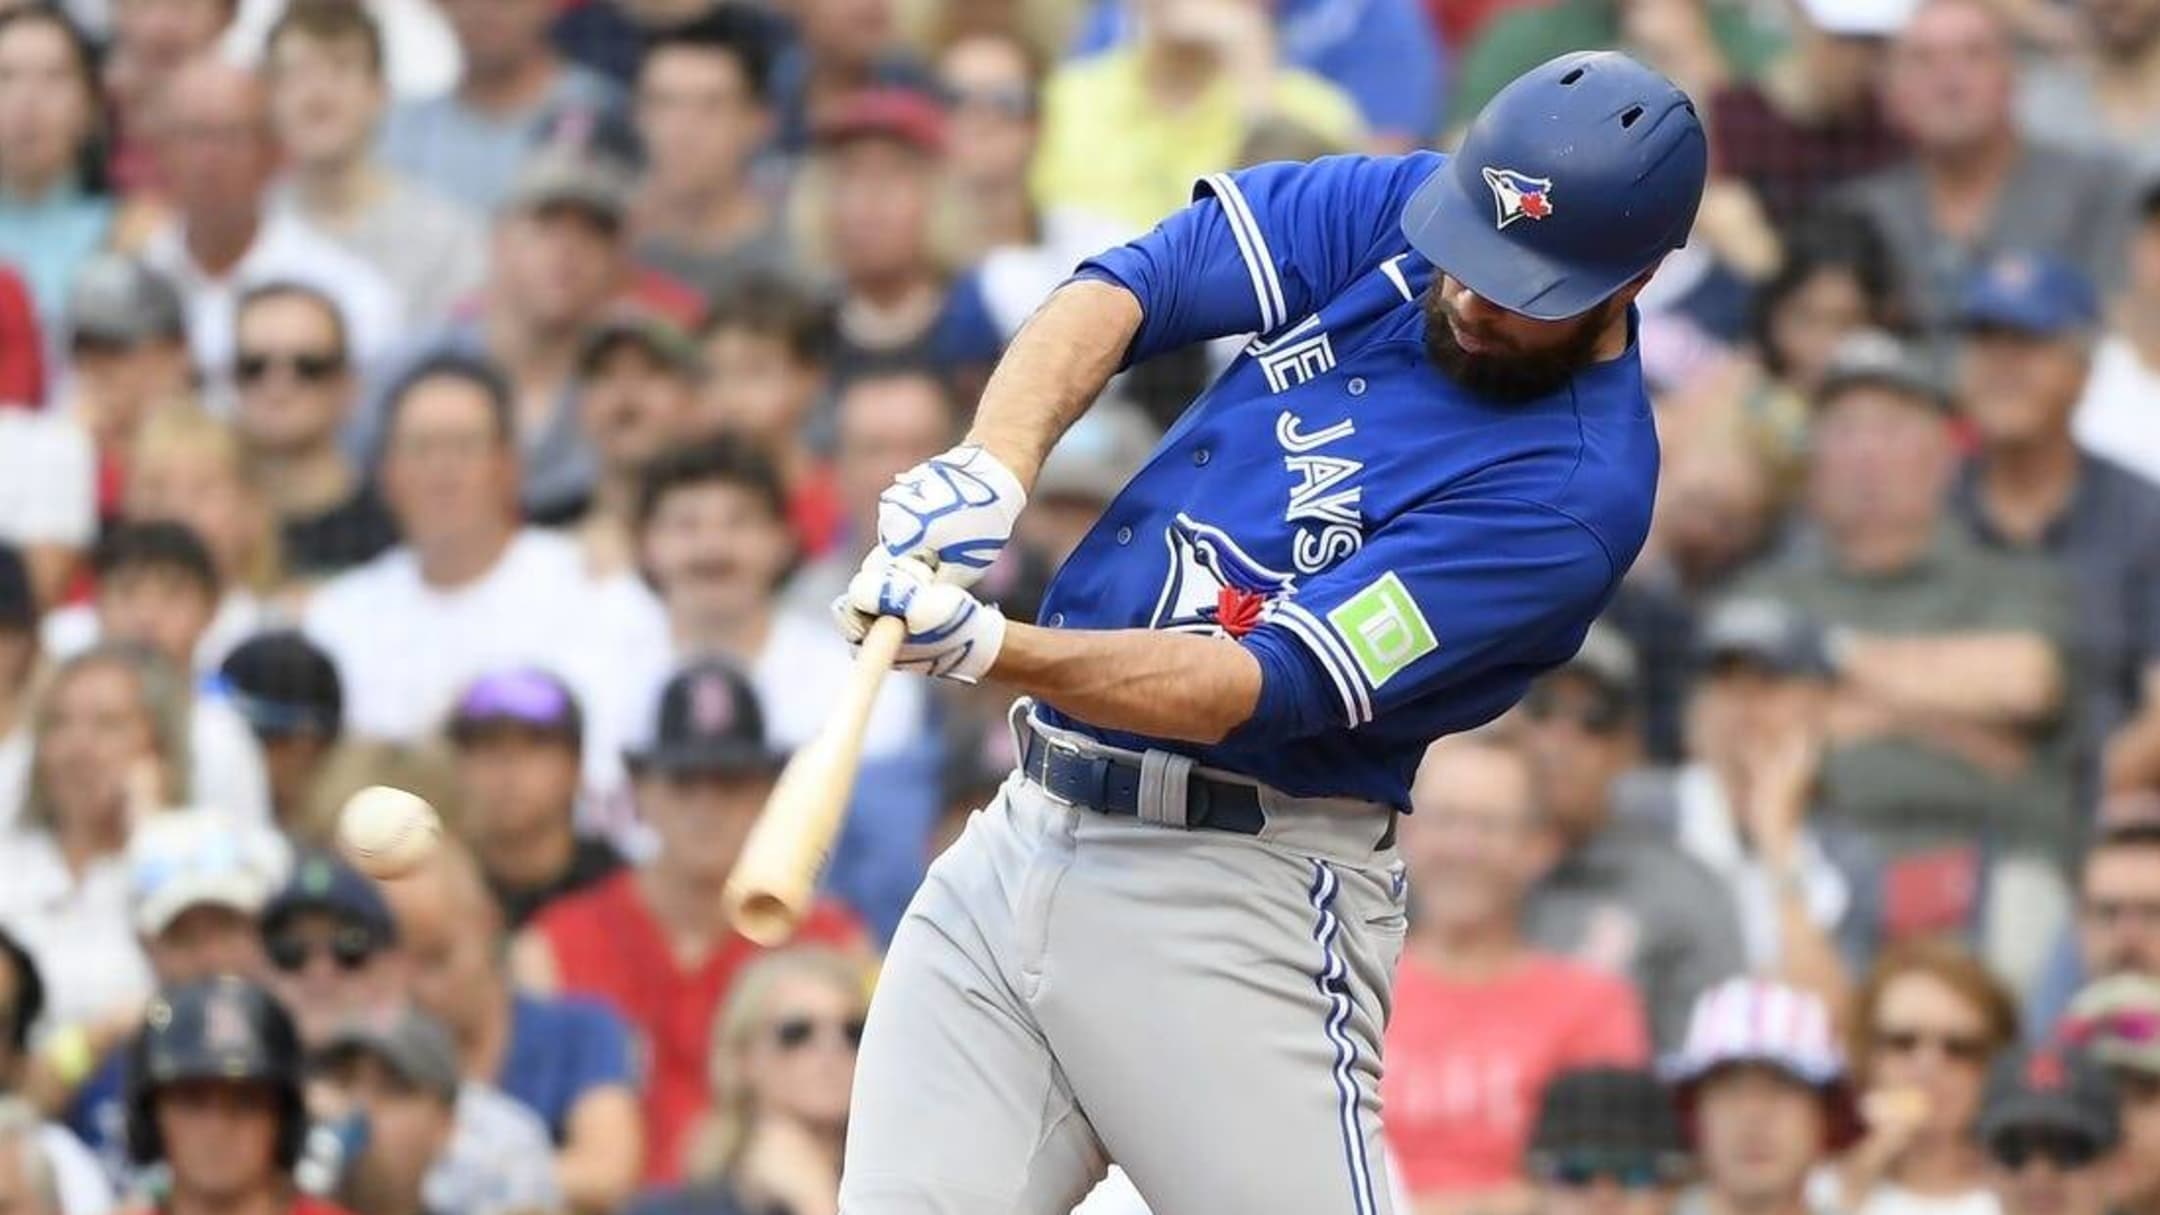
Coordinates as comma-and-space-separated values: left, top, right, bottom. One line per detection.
1030, 48, 1365, 231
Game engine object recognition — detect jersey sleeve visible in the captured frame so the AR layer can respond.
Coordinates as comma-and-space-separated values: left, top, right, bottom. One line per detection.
1071, 153, 1442, 365
1232, 495, 1618, 739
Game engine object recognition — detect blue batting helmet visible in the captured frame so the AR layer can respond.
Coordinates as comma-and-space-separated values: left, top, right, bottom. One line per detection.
1402, 51, 1708, 321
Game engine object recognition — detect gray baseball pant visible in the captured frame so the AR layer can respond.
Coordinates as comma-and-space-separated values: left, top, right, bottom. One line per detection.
840, 712, 1406, 1215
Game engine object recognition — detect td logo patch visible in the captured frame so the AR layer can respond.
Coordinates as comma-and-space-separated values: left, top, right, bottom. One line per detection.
1327, 571, 1436, 688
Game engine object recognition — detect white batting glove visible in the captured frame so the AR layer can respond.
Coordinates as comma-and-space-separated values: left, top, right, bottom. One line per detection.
835, 557, 1007, 684
872, 444, 1027, 588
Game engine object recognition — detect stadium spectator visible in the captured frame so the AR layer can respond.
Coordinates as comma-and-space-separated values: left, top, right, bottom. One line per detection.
572, 316, 702, 579
1835, 941, 2020, 1215
0, 940, 117, 1215
1522, 1067, 1691, 1215
377, 845, 640, 1213
627, 440, 934, 937
629, 11, 790, 302
377, 0, 622, 214
1701, 0, 1905, 231
1733, 331, 2073, 981
811, 90, 1002, 397
1976, 1047, 2120, 1215
1623, 596, 1884, 999
139, 58, 402, 406
0, 399, 94, 613
446, 669, 623, 928
783, 367, 957, 613
1833, 0, 2138, 347
630, 947, 871, 1215
217, 632, 346, 836
230, 283, 397, 581
305, 354, 612, 744
1452, 0, 1786, 129
1032, 0, 1363, 231
258, 850, 407, 1047
126, 807, 285, 986
2059, 975, 2160, 1215
1386, 734, 1650, 1208
0, 645, 189, 1024
0, 548, 32, 755
1950, 252, 2160, 794
2077, 821, 2160, 984
121, 977, 356, 1215
1014, 399, 1159, 568
0, 1099, 73, 1215
552, 0, 785, 88
118, 405, 281, 659
309, 1005, 561, 1215
2019, 0, 2160, 179
1515, 624, 1748, 1052
262, 0, 486, 328
2075, 184, 2160, 488
45, 255, 190, 533
1665, 979, 1861, 1215
692, 276, 842, 561
103, 0, 235, 192
0, 6, 114, 329
936, 29, 1041, 268
765, 0, 932, 155
515, 660, 862, 1183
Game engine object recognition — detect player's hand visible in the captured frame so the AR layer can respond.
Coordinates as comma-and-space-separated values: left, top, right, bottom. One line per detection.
836, 557, 1007, 684
871, 443, 1027, 588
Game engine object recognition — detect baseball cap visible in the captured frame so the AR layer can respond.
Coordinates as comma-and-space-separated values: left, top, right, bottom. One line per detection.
1977, 1046, 2121, 1157
1798, 0, 1916, 36
812, 88, 946, 155
447, 667, 583, 748
1034, 401, 1160, 506
1814, 329, 1950, 413
1526, 1067, 1691, 1183
316, 1007, 462, 1104
1663, 978, 1863, 1149
578, 314, 705, 381
1696, 597, 1835, 680
65, 254, 187, 347
505, 146, 632, 225
1556, 621, 1640, 701
261, 850, 398, 947
624, 659, 787, 777
218, 631, 343, 739
128, 809, 291, 938
1959, 252, 2100, 338
0, 544, 31, 633
2062, 975, 2160, 1077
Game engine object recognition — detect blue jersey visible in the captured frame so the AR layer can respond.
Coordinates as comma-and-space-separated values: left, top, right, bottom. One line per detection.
1041, 152, 1659, 809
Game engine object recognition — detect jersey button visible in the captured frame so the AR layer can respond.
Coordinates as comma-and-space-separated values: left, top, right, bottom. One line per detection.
1115, 526, 1133, 545
1192, 448, 1211, 466
1049, 612, 1065, 626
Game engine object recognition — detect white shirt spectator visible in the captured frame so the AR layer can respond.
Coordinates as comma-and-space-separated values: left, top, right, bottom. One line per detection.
41, 1123, 115, 1215
0, 829, 152, 1027
221, 0, 461, 100
0, 412, 94, 555
0, 702, 273, 835
139, 214, 404, 408
43, 590, 276, 675
305, 530, 626, 744
431, 1081, 563, 1215
2074, 336, 2160, 489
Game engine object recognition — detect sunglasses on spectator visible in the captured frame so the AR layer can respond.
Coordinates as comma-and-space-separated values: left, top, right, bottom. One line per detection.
770, 1014, 865, 1053
266, 925, 378, 973
1875, 1026, 1992, 1062
234, 350, 346, 386
1520, 686, 1630, 735
1526, 1151, 1680, 1190
1990, 1129, 2103, 1171
942, 83, 1034, 120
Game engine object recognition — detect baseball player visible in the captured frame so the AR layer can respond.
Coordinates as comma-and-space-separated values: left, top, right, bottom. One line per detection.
832, 51, 1709, 1214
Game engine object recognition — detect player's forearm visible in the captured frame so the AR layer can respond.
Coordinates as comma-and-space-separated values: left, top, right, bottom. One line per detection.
964, 279, 1142, 487
990, 621, 1263, 745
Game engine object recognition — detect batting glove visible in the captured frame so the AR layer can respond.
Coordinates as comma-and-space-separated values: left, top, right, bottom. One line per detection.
835, 557, 1007, 684
872, 444, 1027, 588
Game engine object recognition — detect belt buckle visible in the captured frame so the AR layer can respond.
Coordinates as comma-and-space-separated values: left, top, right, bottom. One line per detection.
1037, 735, 1084, 807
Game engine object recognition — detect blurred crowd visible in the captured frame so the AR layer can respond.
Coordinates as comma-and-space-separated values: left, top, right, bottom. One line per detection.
0, 0, 2159, 1210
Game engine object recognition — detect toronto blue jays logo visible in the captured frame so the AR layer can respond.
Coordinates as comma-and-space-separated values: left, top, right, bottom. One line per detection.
1149, 514, 1297, 637
1481, 166, 1555, 229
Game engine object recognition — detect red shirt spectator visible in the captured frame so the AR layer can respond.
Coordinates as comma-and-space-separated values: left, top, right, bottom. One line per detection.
0, 265, 44, 406
1385, 954, 1648, 1193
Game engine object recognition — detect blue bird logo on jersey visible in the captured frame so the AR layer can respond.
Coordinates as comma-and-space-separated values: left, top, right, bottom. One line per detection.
1149, 514, 1297, 637
1481, 166, 1555, 229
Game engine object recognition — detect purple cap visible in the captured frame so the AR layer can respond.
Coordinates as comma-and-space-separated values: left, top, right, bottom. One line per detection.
447, 668, 583, 747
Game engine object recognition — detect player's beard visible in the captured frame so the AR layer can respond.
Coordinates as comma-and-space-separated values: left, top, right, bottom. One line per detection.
1421, 285, 1615, 403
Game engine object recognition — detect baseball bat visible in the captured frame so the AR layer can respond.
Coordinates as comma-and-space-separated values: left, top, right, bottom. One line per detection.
724, 615, 907, 945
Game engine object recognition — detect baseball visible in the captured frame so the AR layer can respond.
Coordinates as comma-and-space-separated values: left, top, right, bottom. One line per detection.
337, 785, 442, 880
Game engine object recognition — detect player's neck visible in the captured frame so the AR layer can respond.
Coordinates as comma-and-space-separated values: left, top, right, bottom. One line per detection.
1591, 307, 1633, 365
